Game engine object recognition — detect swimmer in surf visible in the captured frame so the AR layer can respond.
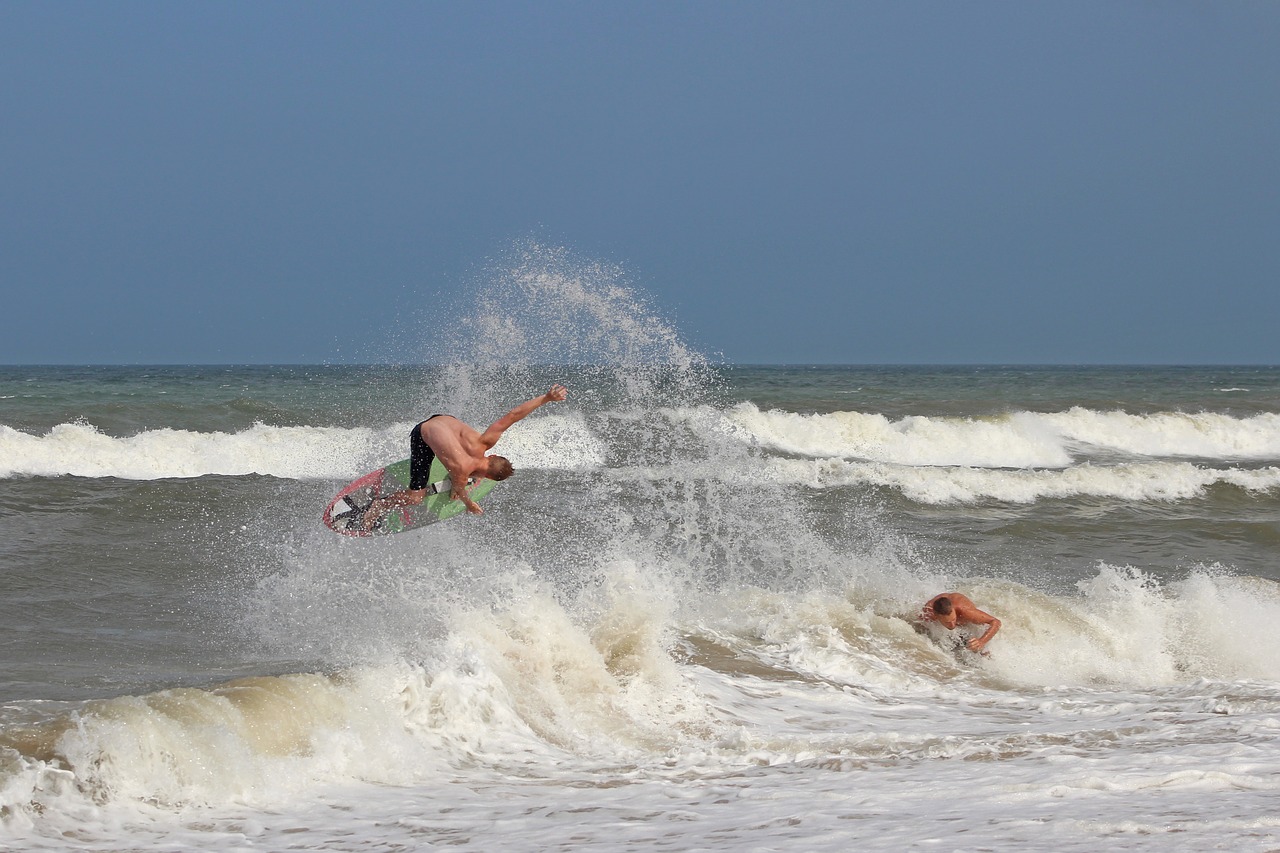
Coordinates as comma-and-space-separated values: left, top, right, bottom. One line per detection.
360, 384, 567, 529
919, 592, 1001, 654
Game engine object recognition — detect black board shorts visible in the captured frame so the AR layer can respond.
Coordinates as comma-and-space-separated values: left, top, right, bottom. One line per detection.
409, 414, 448, 491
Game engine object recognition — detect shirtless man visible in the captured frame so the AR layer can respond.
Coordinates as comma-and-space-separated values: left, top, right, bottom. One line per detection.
919, 592, 1001, 653
360, 384, 567, 529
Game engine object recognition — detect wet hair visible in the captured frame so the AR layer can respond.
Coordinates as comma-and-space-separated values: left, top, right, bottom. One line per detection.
487, 455, 514, 481
931, 597, 954, 616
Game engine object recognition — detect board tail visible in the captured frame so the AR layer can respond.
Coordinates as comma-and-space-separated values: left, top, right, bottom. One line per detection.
325, 487, 378, 535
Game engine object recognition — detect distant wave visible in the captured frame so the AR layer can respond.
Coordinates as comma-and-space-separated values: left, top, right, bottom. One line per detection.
761, 458, 1280, 504
729, 404, 1280, 466
0, 416, 604, 481
5, 409, 1280, 507
595, 455, 1280, 505
0, 422, 376, 480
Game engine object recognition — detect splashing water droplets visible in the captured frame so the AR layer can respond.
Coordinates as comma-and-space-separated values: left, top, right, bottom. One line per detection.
431, 240, 716, 421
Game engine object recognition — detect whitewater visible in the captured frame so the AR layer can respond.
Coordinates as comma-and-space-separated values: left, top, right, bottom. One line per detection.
5, 404, 1279, 504
2, 245, 1280, 851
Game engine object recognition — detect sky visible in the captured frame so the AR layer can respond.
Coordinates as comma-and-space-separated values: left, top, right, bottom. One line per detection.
2, 1, 1277, 365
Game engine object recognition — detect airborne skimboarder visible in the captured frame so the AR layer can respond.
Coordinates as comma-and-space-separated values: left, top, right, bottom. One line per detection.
360, 384, 568, 530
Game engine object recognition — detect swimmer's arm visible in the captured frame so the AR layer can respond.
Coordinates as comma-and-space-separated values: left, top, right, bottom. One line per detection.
966, 611, 1001, 651
479, 385, 567, 448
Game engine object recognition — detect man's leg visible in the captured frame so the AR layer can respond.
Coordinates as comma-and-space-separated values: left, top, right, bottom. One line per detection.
359, 487, 426, 532
360, 421, 434, 532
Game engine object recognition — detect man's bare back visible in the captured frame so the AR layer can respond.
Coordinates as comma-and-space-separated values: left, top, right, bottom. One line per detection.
920, 592, 1001, 653
420, 415, 494, 495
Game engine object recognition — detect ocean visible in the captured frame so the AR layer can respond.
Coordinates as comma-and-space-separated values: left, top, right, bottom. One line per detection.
3, 258, 1280, 851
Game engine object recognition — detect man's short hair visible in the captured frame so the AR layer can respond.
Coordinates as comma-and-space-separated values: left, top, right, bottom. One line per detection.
932, 597, 954, 616
488, 455, 514, 481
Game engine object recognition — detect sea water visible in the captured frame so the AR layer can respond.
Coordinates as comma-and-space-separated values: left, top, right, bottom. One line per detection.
2, 247, 1280, 851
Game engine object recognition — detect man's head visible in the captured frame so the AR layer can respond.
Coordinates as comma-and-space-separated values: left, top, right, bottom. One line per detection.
930, 597, 958, 629
486, 455, 514, 481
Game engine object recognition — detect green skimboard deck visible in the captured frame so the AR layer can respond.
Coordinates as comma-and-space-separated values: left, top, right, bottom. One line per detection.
323, 457, 497, 536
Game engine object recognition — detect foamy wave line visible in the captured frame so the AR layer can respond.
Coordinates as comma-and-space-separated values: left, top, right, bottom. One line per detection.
0, 415, 603, 481
730, 404, 1280, 466
0, 577, 702, 825
3, 565, 1279, 831
715, 568, 1280, 691
776, 458, 1280, 504
606, 457, 1280, 505
1046, 408, 1280, 459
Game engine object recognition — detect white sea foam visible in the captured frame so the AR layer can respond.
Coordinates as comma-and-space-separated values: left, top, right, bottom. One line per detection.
731, 403, 1280, 465
766, 457, 1280, 504
701, 566, 1280, 691
5, 565, 1280, 850
728, 404, 1074, 467
0, 569, 716, 836
6, 414, 1277, 506
1046, 408, 1280, 459
604, 455, 1280, 505
0, 414, 604, 481
0, 422, 376, 480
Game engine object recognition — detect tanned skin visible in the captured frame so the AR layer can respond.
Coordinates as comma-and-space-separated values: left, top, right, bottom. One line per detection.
920, 592, 1002, 653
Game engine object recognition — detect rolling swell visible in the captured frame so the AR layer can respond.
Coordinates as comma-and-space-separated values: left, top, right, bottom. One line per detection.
4, 404, 1279, 509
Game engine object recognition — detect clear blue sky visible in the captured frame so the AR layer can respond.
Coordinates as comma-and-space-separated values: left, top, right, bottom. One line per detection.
2, 2, 1277, 365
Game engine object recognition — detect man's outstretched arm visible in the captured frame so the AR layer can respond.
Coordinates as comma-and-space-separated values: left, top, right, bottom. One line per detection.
479, 385, 568, 448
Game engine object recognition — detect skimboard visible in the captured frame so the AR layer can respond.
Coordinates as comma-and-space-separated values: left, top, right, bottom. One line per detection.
323, 457, 497, 537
